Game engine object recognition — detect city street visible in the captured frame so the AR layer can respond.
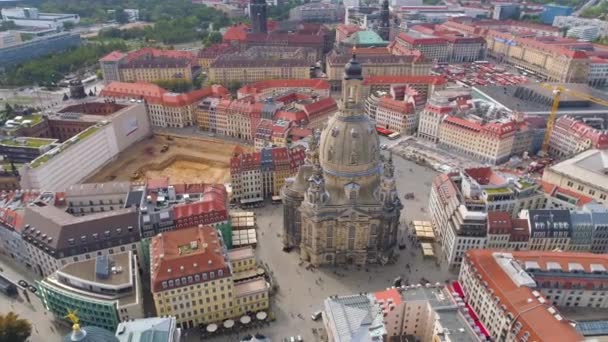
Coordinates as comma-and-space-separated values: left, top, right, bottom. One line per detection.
0, 255, 70, 341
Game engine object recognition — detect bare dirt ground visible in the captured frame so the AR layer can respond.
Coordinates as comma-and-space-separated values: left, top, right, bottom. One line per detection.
87, 134, 250, 184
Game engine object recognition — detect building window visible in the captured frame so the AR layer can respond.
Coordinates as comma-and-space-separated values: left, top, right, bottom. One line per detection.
348, 226, 356, 250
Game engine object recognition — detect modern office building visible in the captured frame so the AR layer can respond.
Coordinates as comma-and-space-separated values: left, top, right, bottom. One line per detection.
493, 4, 520, 20
150, 226, 269, 329
19, 103, 151, 191
0, 136, 57, 164
0, 32, 81, 68
38, 251, 143, 331
1, 7, 79, 29
541, 4, 573, 25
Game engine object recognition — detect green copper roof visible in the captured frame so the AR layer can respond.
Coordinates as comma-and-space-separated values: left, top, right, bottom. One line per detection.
343, 30, 388, 46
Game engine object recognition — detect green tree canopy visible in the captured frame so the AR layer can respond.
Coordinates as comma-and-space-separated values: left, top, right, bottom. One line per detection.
0, 312, 32, 342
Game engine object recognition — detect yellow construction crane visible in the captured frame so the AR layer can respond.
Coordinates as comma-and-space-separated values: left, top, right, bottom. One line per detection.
539, 83, 608, 155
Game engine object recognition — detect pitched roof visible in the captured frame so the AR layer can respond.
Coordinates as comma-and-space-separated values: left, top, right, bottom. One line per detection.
99, 50, 127, 62
465, 250, 585, 342
150, 226, 230, 292
100, 82, 229, 107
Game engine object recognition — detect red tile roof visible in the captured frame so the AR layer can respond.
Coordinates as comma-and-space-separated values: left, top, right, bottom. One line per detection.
541, 180, 594, 206
100, 82, 229, 107
100, 50, 127, 62
464, 167, 505, 186
465, 250, 585, 342
223, 24, 250, 42
0, 208, 24, 232
147, 177, 170, 190
237, 79, 330, 98
150, 226, 230, 292
487, 211, 512, 234
301, 97, 337, 119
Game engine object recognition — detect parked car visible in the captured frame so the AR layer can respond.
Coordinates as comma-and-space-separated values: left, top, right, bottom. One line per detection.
28, 285, 37, 293
17, 280, 28, 288
311, 311, 322, 321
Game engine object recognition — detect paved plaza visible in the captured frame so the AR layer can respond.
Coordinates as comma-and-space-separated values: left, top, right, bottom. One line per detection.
0, 148, 453, 342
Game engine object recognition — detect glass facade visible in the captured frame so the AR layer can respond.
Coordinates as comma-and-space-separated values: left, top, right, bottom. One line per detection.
38, 280, 119, 331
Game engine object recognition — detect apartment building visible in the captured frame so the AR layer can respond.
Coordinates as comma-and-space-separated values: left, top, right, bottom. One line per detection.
150, 226, 269, 329
485, 212, 530, 250
100, 82, 229, 128
548, 115, 608, 158
237, 79, 330, 101
197, 43, 239, 69
65, 182, 130, 216
38, 251, 143, 331
522, 209, 572, 251
445, 20, 590, 83
22, 204, 141, 277
230, 146, 305, 204
460, 250, 608, 341
209, 58, 310, 84
99, 48, 199, 83
393, 25, 486, 63
417, 88, 471, 142
19, 103, 151, 191
429, 168, 545, 268
365, 92, 417, 134
325, 49, 432, 91
542, 149, 608, 207
323, 285, 487, 341
439, 117, 516, 165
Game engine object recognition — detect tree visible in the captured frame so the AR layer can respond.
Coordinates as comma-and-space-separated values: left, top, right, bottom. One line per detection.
114, 8, 130, 24
0, 312, 32, 342
4, 104, 13, 117
63, 21, 75, 31
203, 32, 223, 47
0, 21, 17, 32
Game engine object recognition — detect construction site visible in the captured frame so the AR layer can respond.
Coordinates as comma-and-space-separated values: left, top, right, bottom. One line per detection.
87, 134, 250, 184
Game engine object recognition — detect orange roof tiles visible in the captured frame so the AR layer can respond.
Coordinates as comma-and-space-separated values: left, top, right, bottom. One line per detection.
541, 180, 594, 206
100, 81, 229, 107
465, 250, 585, 342
100, 50, 127, 62
223, 24, 250, 42
150, 226, 230, 292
